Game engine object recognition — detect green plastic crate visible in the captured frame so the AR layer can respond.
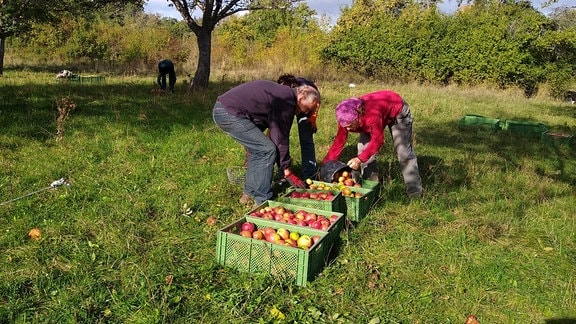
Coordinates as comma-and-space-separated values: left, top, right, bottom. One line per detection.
70, 75, 106, 83
458, 114, 501, 131
540, 131, 574, 146
216, 216, 338, 286
504, 120, 548, 137
309, 180, 381, 222
246, 201, 345, 243
276, 188, 345, 214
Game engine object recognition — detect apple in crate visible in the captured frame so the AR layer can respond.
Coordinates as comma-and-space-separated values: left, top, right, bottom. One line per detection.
276, 228, 290, 240
266, 232, 281, 243
239, 230, 253, 238
297, 235, 312, 249
252, 230, 264, 240
284, 238, 298, 247
241, 222, 255, 233
329, 214, 340, 224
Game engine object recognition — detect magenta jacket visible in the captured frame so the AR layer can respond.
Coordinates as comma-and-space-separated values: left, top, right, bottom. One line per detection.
323, 90, 404, 164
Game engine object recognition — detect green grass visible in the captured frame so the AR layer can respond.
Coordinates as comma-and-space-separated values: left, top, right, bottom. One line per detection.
1, 71, 575, 323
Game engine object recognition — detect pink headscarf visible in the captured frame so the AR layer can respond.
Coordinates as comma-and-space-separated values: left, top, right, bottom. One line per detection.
335, 98, 362, 126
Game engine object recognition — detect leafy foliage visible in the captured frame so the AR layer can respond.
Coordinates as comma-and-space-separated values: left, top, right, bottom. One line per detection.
321, 0, 576, 97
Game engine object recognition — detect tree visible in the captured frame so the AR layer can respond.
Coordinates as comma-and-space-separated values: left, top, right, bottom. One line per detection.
168, 0, 301, 89
0, 0, 144, 76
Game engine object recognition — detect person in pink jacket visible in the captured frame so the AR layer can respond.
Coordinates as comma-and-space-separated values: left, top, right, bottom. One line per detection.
322, 90, 423, 198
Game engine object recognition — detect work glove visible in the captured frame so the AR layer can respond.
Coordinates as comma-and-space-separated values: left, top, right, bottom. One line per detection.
285, 173, 306, 188
346, 157, 362, 171
308, 112, 318, 133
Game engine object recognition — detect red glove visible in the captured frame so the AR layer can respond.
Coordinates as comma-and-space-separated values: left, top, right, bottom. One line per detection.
285, 173, 305, 188
308, 112, 318, 133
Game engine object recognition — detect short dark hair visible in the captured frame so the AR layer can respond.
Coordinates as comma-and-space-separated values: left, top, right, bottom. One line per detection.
277, 74, 299, 87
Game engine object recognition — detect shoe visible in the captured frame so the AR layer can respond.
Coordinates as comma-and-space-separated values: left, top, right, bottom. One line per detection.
239, 193, 252, 205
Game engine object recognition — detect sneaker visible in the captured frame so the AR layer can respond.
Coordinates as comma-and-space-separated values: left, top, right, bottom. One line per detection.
239, 193, 252, 205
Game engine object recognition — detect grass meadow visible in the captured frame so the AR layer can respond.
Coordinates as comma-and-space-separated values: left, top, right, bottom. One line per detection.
1, 70, 575, 323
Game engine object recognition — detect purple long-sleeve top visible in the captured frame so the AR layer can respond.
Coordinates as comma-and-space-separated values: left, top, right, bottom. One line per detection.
217, 80, 298, 171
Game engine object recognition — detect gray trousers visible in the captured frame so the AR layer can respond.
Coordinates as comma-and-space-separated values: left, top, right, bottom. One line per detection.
357, 101, 423, 196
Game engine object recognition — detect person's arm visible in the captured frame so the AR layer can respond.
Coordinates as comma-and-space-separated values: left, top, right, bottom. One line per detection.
357, 123, 385, 162
321, 126, 348, 164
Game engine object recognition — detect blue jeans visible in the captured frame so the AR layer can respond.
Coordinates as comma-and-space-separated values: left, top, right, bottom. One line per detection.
357, 101, 423, 195
212, 102, 276, 204
297, 115, 317, 180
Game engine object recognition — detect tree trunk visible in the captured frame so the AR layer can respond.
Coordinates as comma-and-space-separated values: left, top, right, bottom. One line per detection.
0, 36, 5, 76
193, 29, 212, 89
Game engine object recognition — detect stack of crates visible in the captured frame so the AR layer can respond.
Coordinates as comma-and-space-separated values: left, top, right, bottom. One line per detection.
216, 169, 382, 285
216, 201, 345, 286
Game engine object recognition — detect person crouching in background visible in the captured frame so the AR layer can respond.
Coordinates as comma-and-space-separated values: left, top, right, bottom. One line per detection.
157, 59, 177, 93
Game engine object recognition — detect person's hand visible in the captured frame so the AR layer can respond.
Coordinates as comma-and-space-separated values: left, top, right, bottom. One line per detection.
346, 157, 362, 170
285, 173, 305, 188
308, 113, 318, 133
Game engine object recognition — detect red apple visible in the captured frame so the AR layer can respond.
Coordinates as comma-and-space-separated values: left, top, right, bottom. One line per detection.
329, 215, 340, 223
304, 213, 317, 223
312, 235, 322, 244
241, 222, 255, 233
265, 233, 281, 243
295, 211, 306, 220
344, 179, 355, 186
310, 220, 323, 230
296, 219, 308, 227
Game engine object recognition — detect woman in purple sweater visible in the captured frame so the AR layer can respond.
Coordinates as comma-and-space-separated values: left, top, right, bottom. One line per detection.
213, 80, 321, 206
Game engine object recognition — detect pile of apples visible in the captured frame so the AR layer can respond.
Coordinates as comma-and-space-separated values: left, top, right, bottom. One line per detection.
306, 170, 364, 198
288, 190, 336, 201
238, 221, 321, 250
248, 205, 340, 231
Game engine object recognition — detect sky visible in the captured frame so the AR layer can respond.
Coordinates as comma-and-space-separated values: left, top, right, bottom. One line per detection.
144, 0, 574, 22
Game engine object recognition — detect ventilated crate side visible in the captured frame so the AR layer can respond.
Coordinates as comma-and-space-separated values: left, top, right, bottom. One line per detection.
216, 217, 338, 286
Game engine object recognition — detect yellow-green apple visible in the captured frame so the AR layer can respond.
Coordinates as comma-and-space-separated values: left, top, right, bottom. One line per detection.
276, 228, 290, 240
289, 231, 300, 241
297, 235, 312, 249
